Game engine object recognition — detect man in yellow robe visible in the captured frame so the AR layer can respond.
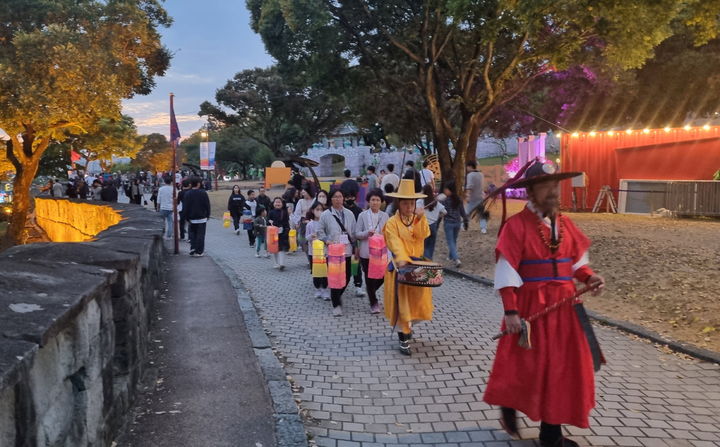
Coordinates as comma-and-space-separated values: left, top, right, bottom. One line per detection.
383, 179, 433, 355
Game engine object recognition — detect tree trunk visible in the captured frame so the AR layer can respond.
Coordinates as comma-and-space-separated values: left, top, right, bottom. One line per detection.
3, 165, 40, 249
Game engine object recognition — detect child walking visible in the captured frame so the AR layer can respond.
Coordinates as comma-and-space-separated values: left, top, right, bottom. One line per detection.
268, 197, 290, 270
253, 206, 269, 258
305, 202, 329, 300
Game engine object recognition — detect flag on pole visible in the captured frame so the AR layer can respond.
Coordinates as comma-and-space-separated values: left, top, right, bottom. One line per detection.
170, 94, 181, 145
70, 150, 82, 162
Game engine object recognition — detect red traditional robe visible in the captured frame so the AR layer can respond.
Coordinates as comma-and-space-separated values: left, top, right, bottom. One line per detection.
483, 206, 596, 428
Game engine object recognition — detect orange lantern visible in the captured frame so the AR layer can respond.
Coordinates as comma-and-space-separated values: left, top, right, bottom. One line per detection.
267, 225, 279, 254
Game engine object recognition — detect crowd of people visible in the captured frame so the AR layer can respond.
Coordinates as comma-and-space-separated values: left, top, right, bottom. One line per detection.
104, 157, 608, 447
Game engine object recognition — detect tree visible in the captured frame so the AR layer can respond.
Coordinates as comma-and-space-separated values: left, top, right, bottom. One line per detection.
132, 133, 172, 172
199, 65, 348, 156
73, 115, 144, 171
182, 127, 273, 179
0, 0, 171, 247
249, 0, 720, 189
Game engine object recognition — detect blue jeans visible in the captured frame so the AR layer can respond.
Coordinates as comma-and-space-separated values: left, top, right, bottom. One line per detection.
444, 220, 461, 261
160, 209, 174, 238
256, 235, 267, 254
424, 222, 439, 260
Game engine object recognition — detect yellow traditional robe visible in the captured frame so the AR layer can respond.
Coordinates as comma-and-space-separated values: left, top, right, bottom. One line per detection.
383, 213, 433, 333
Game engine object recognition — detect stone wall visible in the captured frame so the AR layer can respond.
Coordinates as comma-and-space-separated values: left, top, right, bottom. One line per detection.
0, 199, 164, 446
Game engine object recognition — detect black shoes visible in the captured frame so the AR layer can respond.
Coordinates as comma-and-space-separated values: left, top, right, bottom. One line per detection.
398, 332, 411, 356
499, 407, 520, 438
539, 437, 579, 447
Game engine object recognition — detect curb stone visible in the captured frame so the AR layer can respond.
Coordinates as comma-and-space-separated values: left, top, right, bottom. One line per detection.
444, 267, 720, 364
213, 257, 309, 447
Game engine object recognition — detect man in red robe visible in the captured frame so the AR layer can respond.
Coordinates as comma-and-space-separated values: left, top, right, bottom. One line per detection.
483, 159, 605, 447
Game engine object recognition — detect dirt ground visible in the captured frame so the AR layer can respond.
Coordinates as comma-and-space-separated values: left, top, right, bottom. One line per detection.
208, 184, 720, 353
433, 199, 720, 353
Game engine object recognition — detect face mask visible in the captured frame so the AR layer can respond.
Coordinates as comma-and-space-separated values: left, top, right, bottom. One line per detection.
318, 197, 327, 205
314, 210, 322, 218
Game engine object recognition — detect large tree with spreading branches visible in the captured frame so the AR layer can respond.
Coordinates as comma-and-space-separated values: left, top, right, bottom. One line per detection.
0, 0, 171, 247
248, 0, 720, 187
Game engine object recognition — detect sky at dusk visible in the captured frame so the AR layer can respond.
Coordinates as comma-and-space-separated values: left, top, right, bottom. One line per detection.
122, 1, 274, 139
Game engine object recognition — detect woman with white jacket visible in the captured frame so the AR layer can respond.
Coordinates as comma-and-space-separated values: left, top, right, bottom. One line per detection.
354, 188, 389, 314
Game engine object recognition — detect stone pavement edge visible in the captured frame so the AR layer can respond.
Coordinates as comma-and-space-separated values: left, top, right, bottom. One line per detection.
204, 218, 720, 447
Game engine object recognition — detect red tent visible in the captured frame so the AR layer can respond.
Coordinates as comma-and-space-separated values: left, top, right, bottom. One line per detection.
560, 126, 720, 210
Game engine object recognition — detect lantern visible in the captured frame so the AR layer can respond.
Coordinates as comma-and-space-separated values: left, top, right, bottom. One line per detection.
267, 225, 279, 253
311, 239, 327, 278
223, 211, 231, 228
289, 229, 297, 252
368, 234, 388, 279
327, 243, 347, 289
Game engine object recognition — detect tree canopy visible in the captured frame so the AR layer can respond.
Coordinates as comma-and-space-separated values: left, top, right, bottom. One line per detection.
199, 65, 349, 156
132, 133, 173, 172
248, 0, 720, 184
0, 0, 172, 246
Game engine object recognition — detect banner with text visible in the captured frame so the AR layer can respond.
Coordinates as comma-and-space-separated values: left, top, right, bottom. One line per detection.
199, 142, 216, 170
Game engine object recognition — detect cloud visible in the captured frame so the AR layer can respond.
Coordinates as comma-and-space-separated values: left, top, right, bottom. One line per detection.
133, 113, 200, 127
164, 72, 216, 84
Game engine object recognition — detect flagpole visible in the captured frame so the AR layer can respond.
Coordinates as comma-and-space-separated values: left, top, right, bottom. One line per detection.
170, 93, 179, 255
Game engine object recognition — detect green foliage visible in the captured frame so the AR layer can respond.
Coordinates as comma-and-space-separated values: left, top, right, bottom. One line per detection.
37, 143, 71, 178
182, 127, 273, 178
248, 0, 720, 187
0, 0, 171, 246
199, 65, 349, 156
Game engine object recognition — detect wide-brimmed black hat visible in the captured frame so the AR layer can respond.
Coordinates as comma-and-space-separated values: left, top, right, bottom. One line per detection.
509, 160, 581, 189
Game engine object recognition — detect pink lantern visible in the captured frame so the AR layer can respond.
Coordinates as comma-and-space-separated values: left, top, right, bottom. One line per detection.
368, 234, 387, 279
327, 243, 347, 289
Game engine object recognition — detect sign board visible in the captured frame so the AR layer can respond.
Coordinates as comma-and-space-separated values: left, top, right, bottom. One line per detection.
200, 142, 216, 170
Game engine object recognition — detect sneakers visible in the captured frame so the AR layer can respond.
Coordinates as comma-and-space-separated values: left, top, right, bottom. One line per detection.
332, 306, 343, 317
273, 264, 280, 269
194, 252, 205, 257
279, 265, 285, 271
189, 250, 196, 256
481, 228, 488, 234
322, 289, 331, 301
355, 287, 365, 297
255, 253, 260, 258
454, 259, 462, 268
314, 289, 323, 299
264, 253, 270, 258
235, 229, 240, 235
370, 303, 381, 314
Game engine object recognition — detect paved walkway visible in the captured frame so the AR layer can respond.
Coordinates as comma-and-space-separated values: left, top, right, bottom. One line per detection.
205, 217, 720, 447
116, 241, 275, 447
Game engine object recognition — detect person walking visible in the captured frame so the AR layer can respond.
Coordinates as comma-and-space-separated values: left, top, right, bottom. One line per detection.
417, 184, 446, 260
256, 187, 272, 212
380, 163, 400, 191
52, 178, 65, 198
419, 160, 435, 190
90, 180, 103, 200
465, 160, 488, 233
157, 176, 175, 240
253, 206, 269, 258
183, 177, 211, 257
245, 190, 258, 247
482, 159, 606, 447
440, 180, 469, 268
366, 165, 379, 190
268, 197, 290, 270
100, 181, 118, 202
354, 188, 389, 314
383, 179, 431, 355
305, 202, 329, 300
177, 179, 190, 241
227, 185, 246, 235
317, 189, 357, 317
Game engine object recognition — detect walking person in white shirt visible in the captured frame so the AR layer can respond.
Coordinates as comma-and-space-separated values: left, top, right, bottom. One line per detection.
464, 160, 488, 233
419, 160, 435, 190
157, 176, 175, 239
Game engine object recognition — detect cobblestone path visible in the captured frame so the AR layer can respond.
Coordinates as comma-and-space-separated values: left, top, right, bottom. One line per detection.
205, 220, 720, 447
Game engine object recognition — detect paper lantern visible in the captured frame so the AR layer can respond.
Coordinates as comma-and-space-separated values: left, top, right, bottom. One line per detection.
267, 225, 279, 253
242, 210, 253, 230
368, 234, 388, 279
289, 229, 297, 252
311, 239, 327, 278
223, 211, 231, 228
327, 243, 347, 289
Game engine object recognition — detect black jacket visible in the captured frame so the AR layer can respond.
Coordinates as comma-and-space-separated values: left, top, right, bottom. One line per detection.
100, 185, 118, 202
256, 194, 272, 213
183, 188, 211, 221
227, 193, 246, 215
